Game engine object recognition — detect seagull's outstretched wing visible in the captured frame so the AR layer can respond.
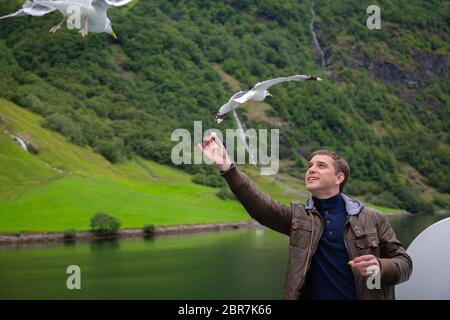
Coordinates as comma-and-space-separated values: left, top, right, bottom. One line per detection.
216, 91, 247, 124
92, 0, 133, 13
0, 0, 55, 21
0, 9, 27, 21
232, 90, 256, 104
254, 75, 322, 91
233, 75, 322, 104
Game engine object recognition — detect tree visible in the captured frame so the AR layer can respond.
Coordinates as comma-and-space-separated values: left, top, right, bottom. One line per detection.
90, 212, 121, 236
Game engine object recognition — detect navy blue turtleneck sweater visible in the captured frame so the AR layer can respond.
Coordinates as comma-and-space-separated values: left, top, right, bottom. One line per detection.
303, 192, 357, 300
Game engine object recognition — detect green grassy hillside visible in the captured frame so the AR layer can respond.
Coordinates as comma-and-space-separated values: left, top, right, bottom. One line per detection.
0, 98, 252, 232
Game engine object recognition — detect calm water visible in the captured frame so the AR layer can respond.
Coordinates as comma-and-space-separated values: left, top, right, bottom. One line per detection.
0, 214, 448, 299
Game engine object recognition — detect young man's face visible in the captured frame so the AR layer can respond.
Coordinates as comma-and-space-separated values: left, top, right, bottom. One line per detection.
305, 154, 344, 196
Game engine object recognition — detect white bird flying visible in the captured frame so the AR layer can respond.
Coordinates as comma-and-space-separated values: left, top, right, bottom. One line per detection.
215, 75, 322, 124
0, 0, 134, 38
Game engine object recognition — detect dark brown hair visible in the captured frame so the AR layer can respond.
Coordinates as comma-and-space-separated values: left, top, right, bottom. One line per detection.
309, 150, 350, 192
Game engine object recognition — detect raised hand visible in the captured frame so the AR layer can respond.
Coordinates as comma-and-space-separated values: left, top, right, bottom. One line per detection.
197, 133, 232, 171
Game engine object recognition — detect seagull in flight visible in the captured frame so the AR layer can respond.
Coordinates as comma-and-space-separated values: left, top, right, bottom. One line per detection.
0, 0, 134, 38
215, 74, 322, 124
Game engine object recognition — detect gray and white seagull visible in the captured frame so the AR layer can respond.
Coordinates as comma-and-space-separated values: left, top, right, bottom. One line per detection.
0, 0, 134, 38
215, 74, 322, 124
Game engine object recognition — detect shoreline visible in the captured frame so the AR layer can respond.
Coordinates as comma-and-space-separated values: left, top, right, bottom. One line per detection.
0, 221, 260, 246
379, 210, 414, 216
0, 210, 416, 246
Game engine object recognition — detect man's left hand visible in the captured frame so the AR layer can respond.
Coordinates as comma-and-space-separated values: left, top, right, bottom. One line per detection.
349, 255, 380, 277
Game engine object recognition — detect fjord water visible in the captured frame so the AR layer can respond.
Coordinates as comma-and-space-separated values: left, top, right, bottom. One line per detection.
0, 214, 448, 299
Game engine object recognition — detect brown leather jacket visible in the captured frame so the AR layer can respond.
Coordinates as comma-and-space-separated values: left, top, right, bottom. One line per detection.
220, 163, 413, 300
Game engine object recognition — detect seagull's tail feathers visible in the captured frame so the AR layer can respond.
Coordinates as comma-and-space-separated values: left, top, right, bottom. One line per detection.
307, 76, 322, 81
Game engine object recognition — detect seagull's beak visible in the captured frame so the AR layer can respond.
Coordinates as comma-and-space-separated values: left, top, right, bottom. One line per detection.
267, 92, 273, 97
111, 31, 118, 40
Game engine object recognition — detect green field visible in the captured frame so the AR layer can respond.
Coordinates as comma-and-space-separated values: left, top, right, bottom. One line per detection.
0, 99, 251, 232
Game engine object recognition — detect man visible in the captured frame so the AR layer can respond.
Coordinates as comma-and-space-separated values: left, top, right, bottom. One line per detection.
197, 134, 412, 300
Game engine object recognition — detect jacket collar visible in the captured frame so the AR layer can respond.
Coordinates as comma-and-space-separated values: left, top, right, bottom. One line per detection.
305, 193, 364, 215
